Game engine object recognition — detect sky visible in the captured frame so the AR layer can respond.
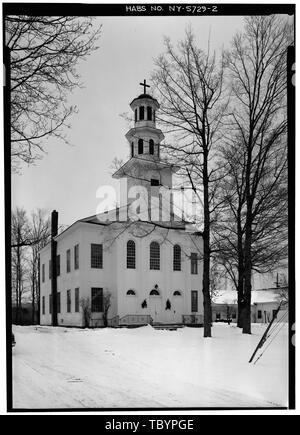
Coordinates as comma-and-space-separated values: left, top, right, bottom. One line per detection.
12, 15, 246, 227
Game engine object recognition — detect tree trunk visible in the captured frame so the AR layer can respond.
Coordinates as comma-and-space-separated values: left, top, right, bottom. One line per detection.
237, 264, 245, 328
103, 311, 108, 327
236, 207, 245, 328
202, 230, 212, 337
242, 269, 252, 334
237, 285, 244, 328
242, 128, 253, 334
243, 216, 253, 334
202, 145, 212, 338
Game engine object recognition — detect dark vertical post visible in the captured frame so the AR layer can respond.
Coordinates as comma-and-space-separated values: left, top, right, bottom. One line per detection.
170, 191, 174, 221
37, 254, 41, 325
181, 187, 185, 221
159, 193, 162, 222
51, 211, 58, 326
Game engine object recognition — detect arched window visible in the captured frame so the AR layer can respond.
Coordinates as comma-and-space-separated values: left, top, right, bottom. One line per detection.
173, 245, 181, 271
139, 106, 144, 120
135, 108, 137, 122
150, 289, 160, 296
131, 142, 134, 158
147, 106, 152, 120
150, 241, 160, 270
149, 139, 154, 155
173, 290, 182, 296
127, 289, 136, 296
127, 240, 136, 269
138, 139, 144, 154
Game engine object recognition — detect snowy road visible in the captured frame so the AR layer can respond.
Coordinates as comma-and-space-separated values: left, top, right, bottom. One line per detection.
12, 324, 288, 409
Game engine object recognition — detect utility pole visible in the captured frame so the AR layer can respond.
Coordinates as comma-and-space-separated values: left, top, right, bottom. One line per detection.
51, 210, 58, 326
37, 254, 40, 325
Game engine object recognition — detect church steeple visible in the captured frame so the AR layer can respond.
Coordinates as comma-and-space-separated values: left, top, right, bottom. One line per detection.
126, 80, 164, 160
112, 82, 179, 220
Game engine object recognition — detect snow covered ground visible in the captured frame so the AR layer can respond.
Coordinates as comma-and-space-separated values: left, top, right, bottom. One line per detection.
12, 323, 288, 409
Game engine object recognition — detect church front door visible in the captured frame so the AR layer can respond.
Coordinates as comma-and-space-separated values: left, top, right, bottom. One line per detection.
171, 295, 184, 323
148, 296, 163, 324
125, 295, 138, 315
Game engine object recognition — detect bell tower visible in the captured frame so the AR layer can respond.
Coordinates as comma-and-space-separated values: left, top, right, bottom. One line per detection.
127, 79, 163, 161
112, 80, 179, 221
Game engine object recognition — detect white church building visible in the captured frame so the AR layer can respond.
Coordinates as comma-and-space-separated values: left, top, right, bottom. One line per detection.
39, 85, 204, 327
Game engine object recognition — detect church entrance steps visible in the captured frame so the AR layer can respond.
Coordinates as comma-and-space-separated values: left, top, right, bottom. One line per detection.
108, 315, 204, 329
152, 323, 184, 331
114, 324, 147, 329
112, 314, 153, 327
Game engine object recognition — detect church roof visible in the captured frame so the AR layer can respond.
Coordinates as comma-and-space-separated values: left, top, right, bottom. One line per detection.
78, 201, 200, 231
130, 94, 159, 108
39, 206, 201, 254
137, 93, 153, 99
112, 156, 180, 179
125, 125, 165, 142
80, 207, 192, 230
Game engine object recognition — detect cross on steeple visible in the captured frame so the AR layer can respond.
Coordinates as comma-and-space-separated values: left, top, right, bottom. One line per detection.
139, 79, 150, 94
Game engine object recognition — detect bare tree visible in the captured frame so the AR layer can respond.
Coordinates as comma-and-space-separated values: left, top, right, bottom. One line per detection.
11, 208, 30, 323
103, 291, 112, 327
213, 135, 247, 328
152, 29, 226, 337
218, 15, 291, 334
210, 260, 225, 301
27, 210, 51, 324
80, 297, 91, 328
5, 15, 101, 171
278, 287, 289, 306
214, 135, 287, 329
